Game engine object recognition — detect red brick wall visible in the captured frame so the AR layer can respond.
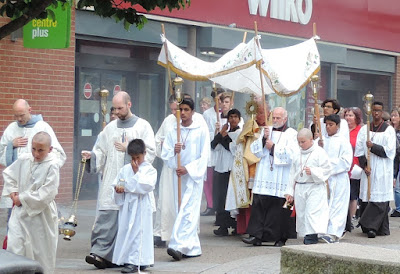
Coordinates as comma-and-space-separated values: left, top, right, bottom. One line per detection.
0, 8, 75, 204
393, 57, 400, 109
373, 75, 391, 110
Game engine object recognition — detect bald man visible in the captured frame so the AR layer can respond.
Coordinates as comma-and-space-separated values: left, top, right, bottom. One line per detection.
0, 99, 66, 208
242, 107, 297, 247
2, 131, 60, 272
81, 91, 156, 269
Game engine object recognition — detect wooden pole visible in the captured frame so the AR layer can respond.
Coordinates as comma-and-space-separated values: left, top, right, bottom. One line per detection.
313, 22, 317, 37
161, 24, 174, 95
176, 108, 182, 208
254, 21, 269, 127
366, 113, 371, 201
311, 76, 322, 143
173, 77, 184, 209
212, 82, 221, 134
364, 92, 374, 201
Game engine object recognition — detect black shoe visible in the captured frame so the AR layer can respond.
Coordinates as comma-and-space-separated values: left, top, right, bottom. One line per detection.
367, 230, 376, 238
167, 248, 182, 261
201, 208, 215, 216
154, 236, 166, 248
213, 227, 228, 236
242, 236, 262, 246
85, 253, 107, 269
304, 234, 318, 245
274, 240, 286, 247
182, 253, 201, 258
121, 264, 138, 273
391, 210, 400, 217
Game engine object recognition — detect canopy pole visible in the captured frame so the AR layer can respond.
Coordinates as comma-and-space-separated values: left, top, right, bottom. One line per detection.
161, 24, 174, 95
363, 92, 374, 201
254, 21, 269, 127
313, 22, 317, 37
173, 77, 185, 210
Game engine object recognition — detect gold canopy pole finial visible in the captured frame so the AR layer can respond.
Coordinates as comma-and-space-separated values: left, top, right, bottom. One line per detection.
173, 76, 184, 209
311, 75, 322, 143
363, 92, 374, 201
99, 89, 109, 129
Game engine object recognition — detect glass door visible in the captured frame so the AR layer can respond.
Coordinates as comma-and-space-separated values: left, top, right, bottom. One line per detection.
74, 68, 129, 200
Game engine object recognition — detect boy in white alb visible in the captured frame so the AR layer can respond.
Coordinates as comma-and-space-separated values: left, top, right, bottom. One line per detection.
112, 139, 157, 273
2, 131, 59, 273
321, 114, 353, 243
285, 128, 331, 244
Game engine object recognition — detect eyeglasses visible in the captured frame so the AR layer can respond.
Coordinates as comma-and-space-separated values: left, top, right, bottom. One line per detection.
323, 105, 333, 109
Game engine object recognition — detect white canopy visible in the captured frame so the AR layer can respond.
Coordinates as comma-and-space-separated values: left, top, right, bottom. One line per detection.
158, 35, 320, 97
261, 38, 320, 96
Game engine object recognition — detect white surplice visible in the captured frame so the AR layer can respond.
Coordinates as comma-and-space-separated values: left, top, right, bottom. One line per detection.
323, 133, 353, 238
203, 107, 218, 167
2, 153, 59, 274
90, 117, 156, 211
251, 126, 298, 198
285, 142, 331, 237
112, 162, 157, 266
213, 128, 242, 173
0, 116, 66, 208
161, 117, 210, 256
355, 124, 396, 202
154, 114, 177, 241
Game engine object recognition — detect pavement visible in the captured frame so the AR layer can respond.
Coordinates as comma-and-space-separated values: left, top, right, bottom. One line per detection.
2, 200, 400, 274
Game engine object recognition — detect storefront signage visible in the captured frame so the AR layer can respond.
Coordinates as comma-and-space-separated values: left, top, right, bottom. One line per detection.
248, 0, 312, 25
84, 83, 92, 99
23, 3, 71, 49
113, 85, 121, 96
128, 0, 399, 52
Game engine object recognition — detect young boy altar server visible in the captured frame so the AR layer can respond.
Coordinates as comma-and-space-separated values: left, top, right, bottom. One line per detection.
2, 131, 60, 273
320, 114, 353, 243
112, 139, 157, 273
285, 128, 331, 245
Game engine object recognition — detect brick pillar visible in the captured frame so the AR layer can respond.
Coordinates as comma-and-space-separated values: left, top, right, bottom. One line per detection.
0, 8, 76, 204
393, 57, 400, 109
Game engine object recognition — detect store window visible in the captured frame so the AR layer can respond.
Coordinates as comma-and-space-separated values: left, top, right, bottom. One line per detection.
337, 70, 392, 114
74, 40, 166, 199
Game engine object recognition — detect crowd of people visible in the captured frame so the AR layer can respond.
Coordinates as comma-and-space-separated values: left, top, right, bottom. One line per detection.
1, 91, 399, 273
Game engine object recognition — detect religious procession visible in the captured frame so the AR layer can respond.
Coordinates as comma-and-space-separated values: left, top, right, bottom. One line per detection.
1, 5, 400, 273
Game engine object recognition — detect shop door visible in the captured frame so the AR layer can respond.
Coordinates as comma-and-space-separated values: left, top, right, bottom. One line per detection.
74, 68, 130, 200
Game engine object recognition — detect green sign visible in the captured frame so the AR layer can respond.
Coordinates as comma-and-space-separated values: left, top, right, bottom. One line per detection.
23, 3, 71, 49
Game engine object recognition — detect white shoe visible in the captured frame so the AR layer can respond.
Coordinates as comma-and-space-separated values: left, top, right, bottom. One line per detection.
320, 235, 335, 244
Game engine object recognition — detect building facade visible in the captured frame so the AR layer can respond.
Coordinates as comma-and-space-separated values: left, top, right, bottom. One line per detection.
0, 0, 399, 201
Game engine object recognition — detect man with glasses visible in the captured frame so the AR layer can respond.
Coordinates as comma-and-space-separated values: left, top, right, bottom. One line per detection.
313, 99, 350, 145
355, 101, 396, 238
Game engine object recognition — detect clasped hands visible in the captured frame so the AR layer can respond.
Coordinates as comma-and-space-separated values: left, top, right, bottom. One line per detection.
10, 192, 21, 207
263, 127, 274, 150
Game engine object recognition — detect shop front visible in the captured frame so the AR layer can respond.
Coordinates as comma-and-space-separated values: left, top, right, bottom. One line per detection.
74, 0, 399, 198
